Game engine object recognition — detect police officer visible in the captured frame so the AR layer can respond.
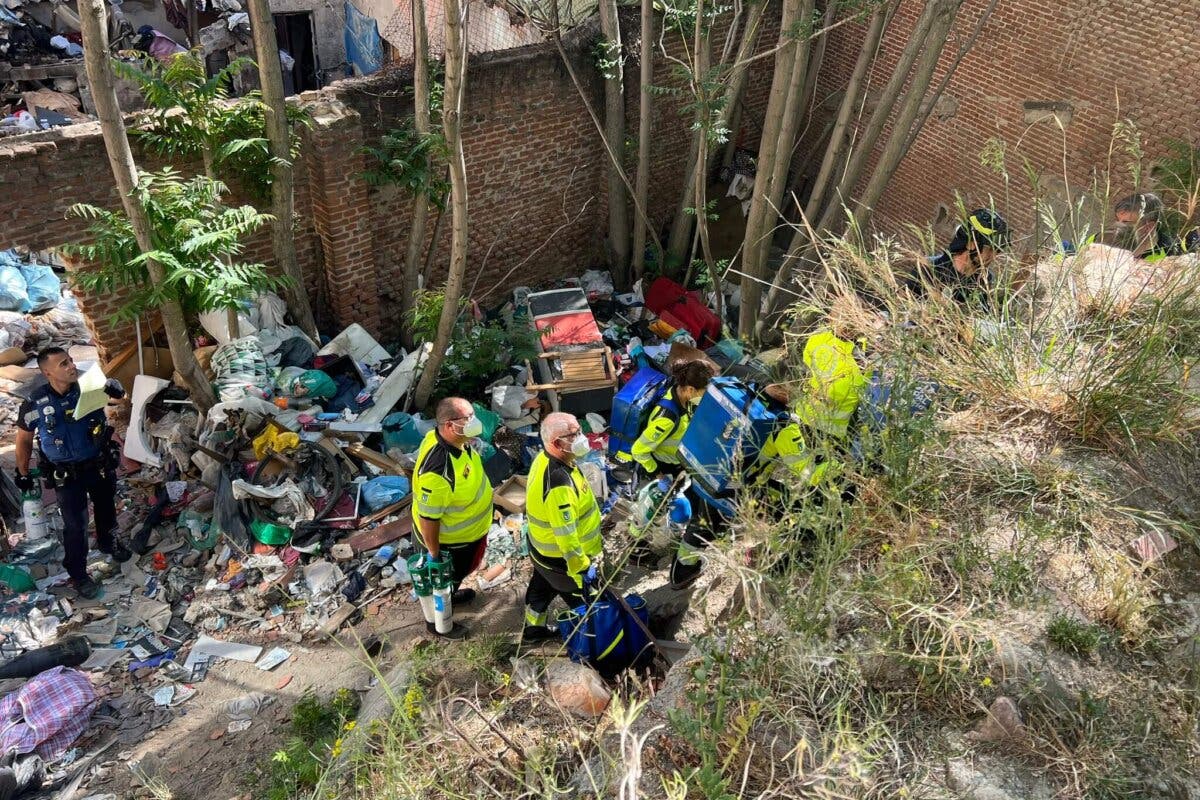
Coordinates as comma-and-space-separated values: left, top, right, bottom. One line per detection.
616, 357, 717, 479
909, 208, 1011, 306
521, 412, 603, 642
411, 396, 495, 640
14, 348, 130, 599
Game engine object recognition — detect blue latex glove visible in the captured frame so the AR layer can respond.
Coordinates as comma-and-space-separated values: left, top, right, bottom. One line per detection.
584, 564, 598, 587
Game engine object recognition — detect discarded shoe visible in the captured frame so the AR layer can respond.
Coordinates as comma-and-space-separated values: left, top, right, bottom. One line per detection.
426, 621, 469, 640
451, 588, 476, 606
72, 577, 102, 600
668, 557, 702, 590
521, 625, 558, 643
102, 541, 133, 563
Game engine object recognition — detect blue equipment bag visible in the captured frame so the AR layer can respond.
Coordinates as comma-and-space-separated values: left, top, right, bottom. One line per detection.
607, 367, 671, 457
678, 377, 782, 511
557, 591, 652, 678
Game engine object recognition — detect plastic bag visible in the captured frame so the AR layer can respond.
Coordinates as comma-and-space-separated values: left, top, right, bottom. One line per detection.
382, 412, 424, 453
292, 369, 337, 400
0, 264, 29, 312
491, 384, 535, 420
362, 476, 411, 511
18, 264, 61, 313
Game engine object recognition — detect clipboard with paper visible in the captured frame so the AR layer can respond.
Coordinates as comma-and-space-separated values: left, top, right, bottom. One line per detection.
73, 362, 110, 418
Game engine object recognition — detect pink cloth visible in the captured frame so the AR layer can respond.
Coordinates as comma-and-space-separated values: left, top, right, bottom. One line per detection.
0, 666, 97, 759
148, 33, 187, 64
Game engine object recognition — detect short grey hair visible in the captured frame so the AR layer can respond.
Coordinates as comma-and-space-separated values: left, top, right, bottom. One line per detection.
435, 397, 472, 425
540, 412, 578, 445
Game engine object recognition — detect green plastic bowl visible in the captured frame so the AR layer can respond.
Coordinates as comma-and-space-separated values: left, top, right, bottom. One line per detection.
250, 519, 293, 546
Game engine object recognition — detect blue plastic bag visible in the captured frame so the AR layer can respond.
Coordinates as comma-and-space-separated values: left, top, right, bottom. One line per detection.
18, 264, 60, 313
556, 591, 652, 678
0, 264, 29, 312
362, 476, 411, 511
381, 412, 424, 453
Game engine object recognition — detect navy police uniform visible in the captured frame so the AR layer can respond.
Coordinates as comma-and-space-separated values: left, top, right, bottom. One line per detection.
17, 378, 124, 583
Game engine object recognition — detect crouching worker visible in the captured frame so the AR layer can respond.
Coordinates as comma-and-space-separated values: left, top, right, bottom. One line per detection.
14, 348, 130, 599
617, 357, 718, 479
906, 208, 1011, 307
412, 397, 495, 640
521, 413, 603, 643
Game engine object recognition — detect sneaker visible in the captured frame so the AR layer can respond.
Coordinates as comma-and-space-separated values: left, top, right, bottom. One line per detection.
451, 588, 477, 606
101, 541, 133, 563
668, 557, 702, 590
426, 621, 469, 640
520, 625, 558, 643
72, 578, 102, 599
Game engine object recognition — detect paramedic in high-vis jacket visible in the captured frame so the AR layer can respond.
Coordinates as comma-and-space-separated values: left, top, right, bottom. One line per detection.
521, 412, 603, 642
616, 356, 717, 479
14, 348, 131, 599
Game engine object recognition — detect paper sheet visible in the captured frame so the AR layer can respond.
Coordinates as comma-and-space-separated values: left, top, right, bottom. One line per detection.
183, 635, 263, 671
73, 362, 109, 418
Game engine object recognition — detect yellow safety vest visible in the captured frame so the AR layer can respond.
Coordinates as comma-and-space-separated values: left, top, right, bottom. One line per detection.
617, 388, 689, 472
411, 430, 494, 545
751, 422, 829, 489
525, 450, 602, 578
794, 331, 866, 438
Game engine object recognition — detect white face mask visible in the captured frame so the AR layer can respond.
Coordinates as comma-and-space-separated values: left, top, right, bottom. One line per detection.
566, 434, 590, 458
452, 415, 483, 438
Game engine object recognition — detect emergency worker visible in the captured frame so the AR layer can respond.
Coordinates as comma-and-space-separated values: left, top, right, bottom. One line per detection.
910, 208, 1011, 305
14, 348, 129, 599
1113, 193, 1182, 261
412, 397, 495, 639
617, 357, 718, 478
521, 412, 602, 642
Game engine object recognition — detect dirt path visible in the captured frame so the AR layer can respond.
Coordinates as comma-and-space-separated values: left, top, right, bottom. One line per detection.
78, 578, 528, 800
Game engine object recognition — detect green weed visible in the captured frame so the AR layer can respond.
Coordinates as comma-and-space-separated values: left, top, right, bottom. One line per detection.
1046, 614, 1104, 656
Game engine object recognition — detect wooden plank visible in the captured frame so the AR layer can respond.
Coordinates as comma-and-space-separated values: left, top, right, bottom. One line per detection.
345, 442, 408, 475
357, 495, 412, 527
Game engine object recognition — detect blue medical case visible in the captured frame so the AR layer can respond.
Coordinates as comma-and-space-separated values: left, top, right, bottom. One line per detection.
607, 367, 671, 457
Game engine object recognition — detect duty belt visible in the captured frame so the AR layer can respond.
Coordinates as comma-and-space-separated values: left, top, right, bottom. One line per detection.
47, 457, 108, 485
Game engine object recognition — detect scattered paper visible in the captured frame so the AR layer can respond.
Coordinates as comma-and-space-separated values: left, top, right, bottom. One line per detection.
165, 480, 188, 503
35, 571, 70, 591
81, 619, 118, 645
80, 648, 127, 671
73, 362, 109, 418
255, 647, 291, 671
183, 635, 263, 671
131, 598, 172, 634
227, 719, 252, 733
152, 684, 175, 707
171, 685, 197, 706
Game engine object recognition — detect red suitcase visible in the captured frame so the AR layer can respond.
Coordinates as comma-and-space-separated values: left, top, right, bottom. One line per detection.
644, 277, 722, 346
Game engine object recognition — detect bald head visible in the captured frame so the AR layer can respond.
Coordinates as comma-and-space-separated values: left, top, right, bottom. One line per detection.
541, 411, 581, 461
436, 396, 474, 446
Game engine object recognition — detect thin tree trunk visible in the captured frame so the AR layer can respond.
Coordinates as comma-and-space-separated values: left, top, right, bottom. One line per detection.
631, 0, 653, 281
598, 0, 630, 286
413, 0, 468, 410
246, 0, 320, 341
400, 0, 432, 349
421, 184, 451, 287
849, 0, 961, 236
736, 0, 806, 338
79, 0, 216, 411
691, 0, 722, 323
665, 0, 768, 267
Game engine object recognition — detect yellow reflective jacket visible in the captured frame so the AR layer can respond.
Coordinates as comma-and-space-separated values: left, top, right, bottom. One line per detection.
525, 450, 602, 581
751, 422, 828, 489
411, 430, 494, 545
618, 388, 689, 472
794, 331, 866, 438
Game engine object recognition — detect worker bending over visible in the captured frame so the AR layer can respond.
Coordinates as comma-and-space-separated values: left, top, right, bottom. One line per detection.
411, 397, 495, 640
1113, 193, 1182, 261
909, 208, 1011, 306
15, 348, 130, 599
521, 412, 603, 642
618, 356, 718, 478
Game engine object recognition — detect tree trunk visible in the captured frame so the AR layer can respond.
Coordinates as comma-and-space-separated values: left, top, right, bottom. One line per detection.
400, 0, 432, 349
630, 0, 653, 281
246, 0, 320, 342
598, 0, 630, 287
849, 0, 961, 236
78, 0, 216, 411
736, 0, 807, 338
665, 0, 768, 268
691, 0, 722, 323
412, 0, 468, 410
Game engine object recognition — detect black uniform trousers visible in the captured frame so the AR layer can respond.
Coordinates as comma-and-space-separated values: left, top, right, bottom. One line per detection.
524, 552, 585, 626
53, 461, 117, 583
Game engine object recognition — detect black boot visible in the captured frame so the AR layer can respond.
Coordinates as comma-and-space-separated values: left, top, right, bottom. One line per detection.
521, 625, 558, 643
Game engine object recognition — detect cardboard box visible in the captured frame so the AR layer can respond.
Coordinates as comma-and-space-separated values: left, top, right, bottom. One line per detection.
493, 475, 528, 515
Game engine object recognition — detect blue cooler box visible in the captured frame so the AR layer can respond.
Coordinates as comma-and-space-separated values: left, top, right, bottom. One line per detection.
679, 377, 780, 509
608, 367, 670, 457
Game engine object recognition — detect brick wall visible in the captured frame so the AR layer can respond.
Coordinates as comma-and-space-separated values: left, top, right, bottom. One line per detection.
0, 10, 780, 355
807, 0, 1200, 248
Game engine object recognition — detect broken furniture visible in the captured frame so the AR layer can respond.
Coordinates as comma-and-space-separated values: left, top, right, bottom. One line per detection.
525, 287, 616, 416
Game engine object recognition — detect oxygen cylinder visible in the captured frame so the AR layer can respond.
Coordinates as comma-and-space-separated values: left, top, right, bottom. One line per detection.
629, 476, 670, 541
21, 468, 48, 541
407, 554, 436, 624
429, 556, 454, 634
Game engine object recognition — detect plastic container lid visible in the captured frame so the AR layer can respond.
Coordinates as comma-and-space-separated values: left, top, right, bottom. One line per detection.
250, 519, 293, 546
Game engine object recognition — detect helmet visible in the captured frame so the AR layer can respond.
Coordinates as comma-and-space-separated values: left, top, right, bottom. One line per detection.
947, 208, 1010, 253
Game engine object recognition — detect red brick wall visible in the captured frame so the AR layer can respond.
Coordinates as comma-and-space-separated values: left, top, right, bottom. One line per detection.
0, 11, 780, 356
807, 0, 1200, 247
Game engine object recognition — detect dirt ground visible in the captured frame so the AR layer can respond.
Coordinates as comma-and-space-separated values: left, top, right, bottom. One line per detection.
78, 576, 529, 800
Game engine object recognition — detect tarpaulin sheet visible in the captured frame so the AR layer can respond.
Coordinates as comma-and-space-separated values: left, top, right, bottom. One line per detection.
344, 1, 383, 76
